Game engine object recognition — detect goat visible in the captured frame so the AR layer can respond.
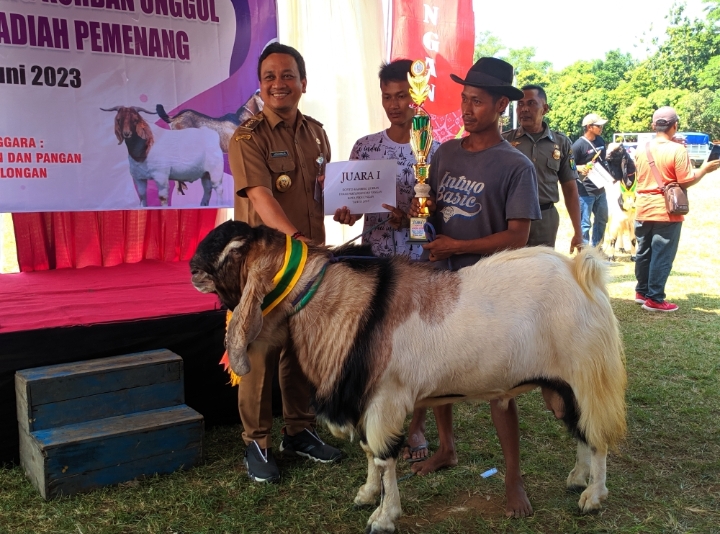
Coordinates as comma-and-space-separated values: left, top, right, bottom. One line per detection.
101, 106, 224, 206
604, 143, 637, 261
156, 90, 263, 153
190, 221, 627, 534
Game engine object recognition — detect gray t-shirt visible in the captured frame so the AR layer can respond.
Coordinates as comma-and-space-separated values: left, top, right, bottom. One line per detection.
428, 139, 541, 270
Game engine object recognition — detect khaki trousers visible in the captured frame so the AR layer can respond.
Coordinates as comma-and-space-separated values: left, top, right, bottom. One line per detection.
527, 205, 560, 248
237, 341, 315, 449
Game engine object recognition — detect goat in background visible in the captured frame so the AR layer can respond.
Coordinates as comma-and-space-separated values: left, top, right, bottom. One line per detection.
190, 221, 627, 534
101, 106, 224, 207
156, 90, 264, 153
604, 143, 637, 261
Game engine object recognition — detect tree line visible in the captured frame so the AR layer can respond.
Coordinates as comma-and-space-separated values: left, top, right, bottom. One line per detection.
475, 0, 720, 141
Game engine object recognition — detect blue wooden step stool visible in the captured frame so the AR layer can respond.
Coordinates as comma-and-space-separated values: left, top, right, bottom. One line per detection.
16, 349, 204, 499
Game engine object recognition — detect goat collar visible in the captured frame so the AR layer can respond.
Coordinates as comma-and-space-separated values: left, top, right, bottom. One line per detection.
289, 261, 329, 316
260, 235, 308, 316
218, 235, 308, 387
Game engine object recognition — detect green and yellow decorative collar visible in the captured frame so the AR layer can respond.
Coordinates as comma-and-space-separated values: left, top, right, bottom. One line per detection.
261, 235, 308, 316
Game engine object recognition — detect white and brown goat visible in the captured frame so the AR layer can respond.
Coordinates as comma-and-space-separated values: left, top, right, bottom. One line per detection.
190, 222, 627, 534
102, 106, 224, 206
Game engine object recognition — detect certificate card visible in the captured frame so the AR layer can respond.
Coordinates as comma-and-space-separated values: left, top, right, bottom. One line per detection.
323, 160, 398, 215
586, 164, 615, 189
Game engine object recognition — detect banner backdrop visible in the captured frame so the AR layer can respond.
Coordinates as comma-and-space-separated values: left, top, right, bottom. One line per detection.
0, 0, 276, 212
390, 0, 474, 141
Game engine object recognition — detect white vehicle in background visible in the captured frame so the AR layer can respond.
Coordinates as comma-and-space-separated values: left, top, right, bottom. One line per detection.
678, 132, 712, 167
614, 131, 712, 167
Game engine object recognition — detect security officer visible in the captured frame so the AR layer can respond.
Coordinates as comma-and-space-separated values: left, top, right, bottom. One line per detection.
227, 42, 341, 484
503, 84, 583, 252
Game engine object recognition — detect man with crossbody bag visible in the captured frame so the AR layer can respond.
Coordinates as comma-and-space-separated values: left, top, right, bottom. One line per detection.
632, 107, 720, 312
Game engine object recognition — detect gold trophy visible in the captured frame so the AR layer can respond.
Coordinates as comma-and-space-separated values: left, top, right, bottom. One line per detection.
407, 60, 434, 242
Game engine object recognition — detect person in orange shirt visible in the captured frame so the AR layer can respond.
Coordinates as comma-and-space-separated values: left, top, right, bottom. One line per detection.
633, 107, 720, 312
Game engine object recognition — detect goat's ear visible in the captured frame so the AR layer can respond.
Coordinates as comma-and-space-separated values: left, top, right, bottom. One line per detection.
225, 266, 267, 376
137, 120, 154, 147
114, 120, 123, 144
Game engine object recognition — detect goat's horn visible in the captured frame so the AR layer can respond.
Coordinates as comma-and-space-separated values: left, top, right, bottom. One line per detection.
100, 106, 123, 112
133, 107, 158, 114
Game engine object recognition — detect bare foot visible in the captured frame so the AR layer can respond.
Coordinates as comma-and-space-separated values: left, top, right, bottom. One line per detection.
412, 446, 457, 475
504, 475, 533, 518
402, 432, 429, 462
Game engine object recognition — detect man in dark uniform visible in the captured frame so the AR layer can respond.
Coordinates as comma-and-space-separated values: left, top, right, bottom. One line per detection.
227, 42, 341, 484
503, 85, 582, 251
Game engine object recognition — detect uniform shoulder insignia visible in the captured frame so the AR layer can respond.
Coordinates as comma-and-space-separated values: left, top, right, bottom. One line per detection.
304, 115, 324, 127
240, 113, 264, 130
233, 114, 263, 142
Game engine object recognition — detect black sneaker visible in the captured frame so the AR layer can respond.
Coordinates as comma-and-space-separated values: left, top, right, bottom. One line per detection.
280, 428, 343, 463
244, 441, 280, 483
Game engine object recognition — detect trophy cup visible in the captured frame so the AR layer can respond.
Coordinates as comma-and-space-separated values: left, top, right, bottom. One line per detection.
407, 60, 434, 242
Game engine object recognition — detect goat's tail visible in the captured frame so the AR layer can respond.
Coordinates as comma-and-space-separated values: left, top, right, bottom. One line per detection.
572, 247, 610, 301
570, 248, 627, 451
156, 104, 172, 123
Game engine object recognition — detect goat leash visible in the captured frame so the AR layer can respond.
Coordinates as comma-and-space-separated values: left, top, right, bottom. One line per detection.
288, 252, 381, 315
288, 261, 330, 316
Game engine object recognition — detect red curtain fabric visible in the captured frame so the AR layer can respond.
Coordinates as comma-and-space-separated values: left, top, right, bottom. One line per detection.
391, 0, 474, 141
11, 210, 218, 272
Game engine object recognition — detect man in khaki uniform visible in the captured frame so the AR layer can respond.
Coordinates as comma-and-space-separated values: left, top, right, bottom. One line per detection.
228, 42, 341, 484
503, 85, 582, 251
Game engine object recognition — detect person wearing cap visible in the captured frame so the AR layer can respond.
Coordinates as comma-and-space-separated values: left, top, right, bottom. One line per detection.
503, 85, 583, 250
632, 106, 720, 312
408, 57, 541, 518
572, 113, 609, 247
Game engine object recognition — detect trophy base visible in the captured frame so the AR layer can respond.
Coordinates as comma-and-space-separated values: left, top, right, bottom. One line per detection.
408, 216, 429, 242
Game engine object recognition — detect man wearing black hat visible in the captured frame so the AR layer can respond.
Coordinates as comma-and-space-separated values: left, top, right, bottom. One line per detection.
409, 57, 541, 518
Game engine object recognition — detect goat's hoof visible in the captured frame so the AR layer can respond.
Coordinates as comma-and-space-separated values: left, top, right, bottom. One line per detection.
366, 522, 395, 534
578, 486, 607, 513
354, 501, 375, 510
566, 484, 587, 494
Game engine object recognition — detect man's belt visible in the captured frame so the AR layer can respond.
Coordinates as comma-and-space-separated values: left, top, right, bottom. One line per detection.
540, 202, 554, 210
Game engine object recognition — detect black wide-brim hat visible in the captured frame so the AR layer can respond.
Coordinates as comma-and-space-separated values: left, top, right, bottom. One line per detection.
450, 57, 524, 101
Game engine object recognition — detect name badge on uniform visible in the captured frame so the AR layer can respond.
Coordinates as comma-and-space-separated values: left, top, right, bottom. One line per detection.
271, 151, 289, 158
276, 174, 292, 192
552, 145, 561, 160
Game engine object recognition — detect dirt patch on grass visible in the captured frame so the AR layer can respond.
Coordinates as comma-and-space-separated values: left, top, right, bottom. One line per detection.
398, 492, 505, 531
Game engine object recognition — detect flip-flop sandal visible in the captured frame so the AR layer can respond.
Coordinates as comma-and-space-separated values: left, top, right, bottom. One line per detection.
404, 441, 429, 463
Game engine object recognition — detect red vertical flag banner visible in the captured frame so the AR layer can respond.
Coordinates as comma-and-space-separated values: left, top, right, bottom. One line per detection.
391, 0, 475, 141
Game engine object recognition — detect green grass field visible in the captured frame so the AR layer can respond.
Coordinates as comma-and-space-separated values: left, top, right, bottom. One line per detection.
1, 175, 719, 533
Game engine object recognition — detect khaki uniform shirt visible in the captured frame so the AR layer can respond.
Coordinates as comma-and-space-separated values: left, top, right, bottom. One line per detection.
503, 123, 577, 205
228, 107, 331, 243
